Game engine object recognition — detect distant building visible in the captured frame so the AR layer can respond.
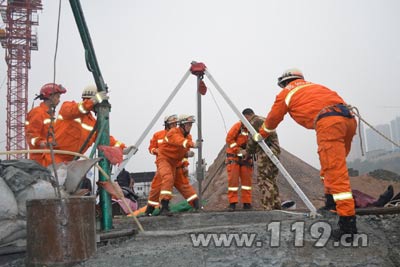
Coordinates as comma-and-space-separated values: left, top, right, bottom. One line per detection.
390, 116, 400, 151
347, 123, 365, 162
131, 171, 155, 198
365, 123, 391, 152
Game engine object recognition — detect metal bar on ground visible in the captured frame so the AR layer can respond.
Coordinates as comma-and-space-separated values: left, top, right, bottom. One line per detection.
205, 69, 318, 217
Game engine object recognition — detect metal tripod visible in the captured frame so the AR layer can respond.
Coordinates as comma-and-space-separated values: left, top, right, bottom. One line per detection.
113, 62, 318, 217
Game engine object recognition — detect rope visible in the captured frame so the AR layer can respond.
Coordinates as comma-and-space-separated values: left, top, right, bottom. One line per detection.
347, 104, 400, 151
53, 0, 62, 85
208, 87, 228, 134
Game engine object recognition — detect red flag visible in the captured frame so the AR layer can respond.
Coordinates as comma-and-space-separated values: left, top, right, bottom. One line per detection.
98, 145, 123, 165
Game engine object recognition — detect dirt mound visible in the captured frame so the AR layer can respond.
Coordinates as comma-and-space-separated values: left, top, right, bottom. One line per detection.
202, 146, 400, 211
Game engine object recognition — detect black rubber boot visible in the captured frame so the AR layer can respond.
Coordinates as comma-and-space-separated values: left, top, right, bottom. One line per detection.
373, 185, 394, 207
144, 205, 155, 216
331, 216, 358, 243
228, 203, 236, 212
192, 198, 203, 212
325, 194, 336, 210
159, 199, 173, 216
243, 203, 252, 210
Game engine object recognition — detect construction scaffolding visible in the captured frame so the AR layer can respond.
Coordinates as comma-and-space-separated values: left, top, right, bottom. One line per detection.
0, 0, 42, 159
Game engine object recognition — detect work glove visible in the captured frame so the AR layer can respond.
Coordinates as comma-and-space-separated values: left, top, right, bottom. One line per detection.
192, 140, 201, 149
186, 150, 195, 158
123, 145, 138, 155
91, 91, 109, 105
252, 133, 264, 142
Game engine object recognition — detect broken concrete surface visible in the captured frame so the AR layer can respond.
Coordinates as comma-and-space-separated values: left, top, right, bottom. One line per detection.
66, 211, 400, 267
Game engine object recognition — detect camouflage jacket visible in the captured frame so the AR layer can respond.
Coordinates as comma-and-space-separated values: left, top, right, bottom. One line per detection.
246, 114, 280, 156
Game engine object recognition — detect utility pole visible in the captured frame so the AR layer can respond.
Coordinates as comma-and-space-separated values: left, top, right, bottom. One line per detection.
69, 0, 112, 231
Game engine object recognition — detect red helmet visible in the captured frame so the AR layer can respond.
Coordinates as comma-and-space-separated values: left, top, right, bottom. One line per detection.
38, 83, 67, 99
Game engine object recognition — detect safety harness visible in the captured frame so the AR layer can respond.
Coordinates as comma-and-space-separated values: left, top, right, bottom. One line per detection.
314, 104, 354, 127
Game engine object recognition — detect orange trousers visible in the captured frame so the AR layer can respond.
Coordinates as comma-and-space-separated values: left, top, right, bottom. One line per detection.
156, 157, 178, 201
147, 167, 198, 206
316, 116, 357, 216
226, 161, 253, 204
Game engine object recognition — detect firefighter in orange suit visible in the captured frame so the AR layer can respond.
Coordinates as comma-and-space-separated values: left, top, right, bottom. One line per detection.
53, 85, 127, 163
255, 68, 357, 241
156, 114, 198, 216
225, 121, 253, 211
25, 83, 66, 167
145, 115, 177, 215
145, 114, 200, 216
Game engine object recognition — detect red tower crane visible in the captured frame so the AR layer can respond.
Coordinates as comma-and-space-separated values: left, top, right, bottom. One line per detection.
0, 0, 42, 159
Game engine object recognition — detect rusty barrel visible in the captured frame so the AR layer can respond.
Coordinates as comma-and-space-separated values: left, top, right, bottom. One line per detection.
26, 196, 96, 267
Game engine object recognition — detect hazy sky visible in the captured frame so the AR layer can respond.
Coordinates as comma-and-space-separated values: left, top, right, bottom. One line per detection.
1, 0, 400, 174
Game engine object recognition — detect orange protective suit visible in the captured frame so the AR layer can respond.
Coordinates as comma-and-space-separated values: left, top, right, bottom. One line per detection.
53, 99, 125, 163
147, 129, 167, 207
157, 127, 196, 201
226, 121, 253, 204
259, 79, 357, 216
147, 128, 198, 207
25, 102, 54, 166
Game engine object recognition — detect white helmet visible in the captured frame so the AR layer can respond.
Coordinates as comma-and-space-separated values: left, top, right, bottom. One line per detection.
164, 114, 178, 126
277, 68, 304, 88
82, 85, 98, 98
178, 114, 196, 125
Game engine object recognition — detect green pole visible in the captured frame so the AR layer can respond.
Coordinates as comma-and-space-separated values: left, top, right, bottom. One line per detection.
69, 0, 112, 231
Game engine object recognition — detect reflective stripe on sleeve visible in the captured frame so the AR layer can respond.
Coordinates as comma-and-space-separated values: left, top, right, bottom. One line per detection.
78, 102, 89, 114
31, 137, 38, 146
261, 123, 276, 133
160, 190, 172, 195
183, 139, 188, 148
73, 118, 94, 132
43, 118, 51, 124
157, 139, 164, 144
229, 142, 237, 148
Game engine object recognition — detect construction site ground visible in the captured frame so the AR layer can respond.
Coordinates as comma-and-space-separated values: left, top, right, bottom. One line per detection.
2, 146, 400, 266
2, 209, 400, 267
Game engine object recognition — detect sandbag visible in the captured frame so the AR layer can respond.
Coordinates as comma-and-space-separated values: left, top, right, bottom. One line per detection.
2, 166, 38, 193
0, 178, 18, 220
0, 159, 52, 183
16, 180, 57, 217
0, 219, 26, 246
